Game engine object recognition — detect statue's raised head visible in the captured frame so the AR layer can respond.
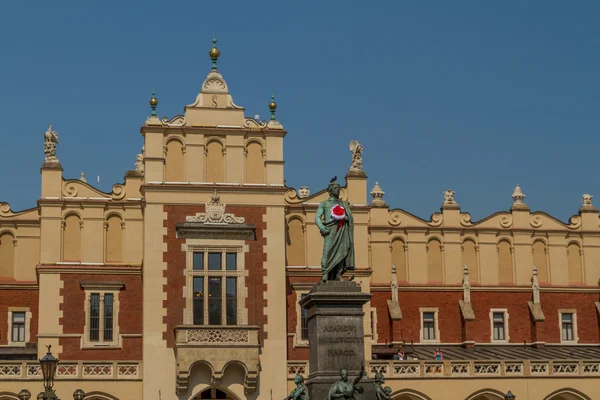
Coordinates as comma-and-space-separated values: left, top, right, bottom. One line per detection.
374, 372, 385, 383
294, 374, 304, 384
339, 367, 348, 380
327, 180, 341, 198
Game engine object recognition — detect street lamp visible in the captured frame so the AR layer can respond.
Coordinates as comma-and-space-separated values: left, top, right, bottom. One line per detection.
17, 389, 31, 400
39, 345, 59, 399
505, 391, 516, 400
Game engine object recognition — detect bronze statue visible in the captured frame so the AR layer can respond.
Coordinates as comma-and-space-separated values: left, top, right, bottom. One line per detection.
374, 372, 391, 400
286, 374, 307, 400
315, 178, 355, 281
327, 362, 365, 400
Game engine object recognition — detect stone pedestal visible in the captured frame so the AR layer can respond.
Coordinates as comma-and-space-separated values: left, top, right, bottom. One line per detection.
299, 280, 375, 400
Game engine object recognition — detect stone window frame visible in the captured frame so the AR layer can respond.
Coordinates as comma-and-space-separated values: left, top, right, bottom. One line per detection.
489, 308, 510, 343
293, 290, 309, 347
558, 309, 578, 344
81, 282, 123, 349
370, 308, 378, 343
419, 307, 440, 344
6, 307, 31, 347
185, 243, 247, 326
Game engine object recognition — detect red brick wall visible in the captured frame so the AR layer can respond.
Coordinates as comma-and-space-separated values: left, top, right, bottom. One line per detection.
163, 205, 267, 347
0, 288, 38, 345
369, 289, 600, 345
286, 277, 316, 360
58, 273, 142, 360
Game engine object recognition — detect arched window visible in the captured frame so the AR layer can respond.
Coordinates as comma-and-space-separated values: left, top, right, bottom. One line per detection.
532, 241, 549, 283
462, 240, 478, 283
391, 239, 407, 282
165, 140, 185, 182
206, 141, 225, 183
427, 239, 443, 283
63, 214, 82, 262
105, 215, 123, 263
245, 142, 265, 184
196, 388, 230, 399
497, 240, 513, 284
286, 218, 305, 266
0, 232, 15, 278
567, 243, 583, 284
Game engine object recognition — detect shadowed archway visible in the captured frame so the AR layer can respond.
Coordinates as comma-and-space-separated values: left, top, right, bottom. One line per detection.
392, 389, 433, 400
543, 388, 592, 400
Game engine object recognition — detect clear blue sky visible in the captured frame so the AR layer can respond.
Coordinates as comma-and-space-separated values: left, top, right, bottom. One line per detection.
1, 1, 598, 222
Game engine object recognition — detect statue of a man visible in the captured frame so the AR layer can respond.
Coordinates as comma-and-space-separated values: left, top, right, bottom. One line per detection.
285, 374, 307, 400
328, 362, 365, 400
315, 178, 355, 281
374, 372, 391, 400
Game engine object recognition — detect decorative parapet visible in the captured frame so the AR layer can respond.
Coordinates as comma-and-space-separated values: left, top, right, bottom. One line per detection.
0, 361, 141, 380
286, 360, 600, 379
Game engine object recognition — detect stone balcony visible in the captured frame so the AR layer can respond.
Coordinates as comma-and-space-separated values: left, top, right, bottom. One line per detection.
0, 360, 142, 380
174, 325, 260, 395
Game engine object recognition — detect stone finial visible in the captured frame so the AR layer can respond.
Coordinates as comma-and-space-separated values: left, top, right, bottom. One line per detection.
348, 140, 364, 172
532, 265, 540, 304
391, 264, 399, 303
298, 186, 310, 199
580, 193, 598, 213
43, 124, 59, 163
79, 172, 87, 183
370, 182, 388, 207
462, 264, 471, 303
443, 189, 455, 204
511, 184, 529, 211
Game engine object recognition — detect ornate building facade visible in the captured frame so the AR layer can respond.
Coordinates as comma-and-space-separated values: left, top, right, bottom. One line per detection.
0, 42, 598, 400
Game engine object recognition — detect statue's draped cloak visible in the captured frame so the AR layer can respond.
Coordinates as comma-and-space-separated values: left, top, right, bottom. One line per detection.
319, 199, 355, 278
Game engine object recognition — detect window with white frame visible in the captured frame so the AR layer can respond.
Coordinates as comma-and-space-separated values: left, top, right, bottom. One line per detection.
293, 290, 309, 346
188, 248, 244, 326
300, 294, 308, 340
489, 309, 509, 342
370, 308, 378, 343
420, 308, 440, 343
81, 282, 122, 347
7, 308, 30, 346
559, 310, 578, 343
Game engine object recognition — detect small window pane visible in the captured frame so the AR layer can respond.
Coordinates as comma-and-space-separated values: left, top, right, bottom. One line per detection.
12, 312, 25, 323
193, 252, 204, 270
226, 253, 237, 270
493, 312, 504, 322
11, 312, 25, 342
226, 277, 237, 325
90, 294, 100, 341
208, 277, 222, 324
104, 294, 114, 342
423, 312, 434, 322
423, 312, 436, 340
193, 277, 204, 325
562, 313, 573, 323
208, 253, 222, 271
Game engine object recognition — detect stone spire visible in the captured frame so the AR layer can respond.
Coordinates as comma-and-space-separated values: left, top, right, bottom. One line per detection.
149, 88, 158, 118
370, 181, 387, 207
532, 265, 540, 305
510, 184, 529, 211
462, 264, 471, 304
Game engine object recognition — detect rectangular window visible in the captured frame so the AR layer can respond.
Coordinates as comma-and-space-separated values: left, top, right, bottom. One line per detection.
208, 277, 222, 325
193, 252, 204, 270
300, 294, 308, 340
208, 253, 222, 271
89, 293, 100, 341
193, 277, 204, 325
226, 277, 237, 325
11, 312, 25, 342
561, 313, 574, 341
493, 312, 505, 341
103, 294, 114, 342
226, 253, 237, 271
423, 312, 435, 340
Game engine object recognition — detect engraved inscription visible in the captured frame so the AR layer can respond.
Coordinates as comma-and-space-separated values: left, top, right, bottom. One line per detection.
322, 325, 362, 358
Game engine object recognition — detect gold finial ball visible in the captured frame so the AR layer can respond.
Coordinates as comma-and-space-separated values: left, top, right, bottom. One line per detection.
149, 96, 158, 107
269, 96, 277, 111
209, 38, 220, 60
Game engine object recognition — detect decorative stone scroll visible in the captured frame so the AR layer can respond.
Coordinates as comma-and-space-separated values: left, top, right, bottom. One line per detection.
243, 117, 268, 129
186, 190, 245, 224
161, 115, 186, 127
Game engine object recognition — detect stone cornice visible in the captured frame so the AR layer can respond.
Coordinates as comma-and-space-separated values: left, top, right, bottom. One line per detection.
0, 281, 38, 290
140, 125, 287, 137
36, 263, 142, 276
141, 183, 288, 195
370, 285, 600, 293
